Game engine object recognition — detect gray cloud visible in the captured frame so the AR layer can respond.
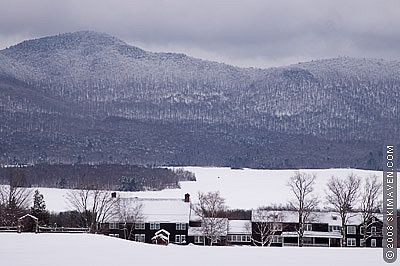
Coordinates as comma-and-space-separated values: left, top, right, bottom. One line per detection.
1, 0, 399, 67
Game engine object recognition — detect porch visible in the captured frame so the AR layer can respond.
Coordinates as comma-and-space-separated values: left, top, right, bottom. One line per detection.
281, 231, 342, 247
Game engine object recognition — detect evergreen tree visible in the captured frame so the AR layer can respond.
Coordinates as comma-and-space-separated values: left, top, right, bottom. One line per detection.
31, 190, 49, 225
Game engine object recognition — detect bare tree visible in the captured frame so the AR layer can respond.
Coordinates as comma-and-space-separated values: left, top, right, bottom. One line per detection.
360, 175, 382, 247
0, 171, 32, 226
193, 191, 227, 246
118, 199, 144, 240
326, 174, 361, 246
287, 172, 319, 247
66, 181, 117, 232
251, 208, 283, 246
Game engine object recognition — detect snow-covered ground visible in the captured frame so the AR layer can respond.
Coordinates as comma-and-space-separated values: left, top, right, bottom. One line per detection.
29, 167, 396, 212
0, 233, 390, 266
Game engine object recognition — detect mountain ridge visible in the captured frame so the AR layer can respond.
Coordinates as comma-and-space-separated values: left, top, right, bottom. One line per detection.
0, 31, 398, 169
4, 31, 400, 71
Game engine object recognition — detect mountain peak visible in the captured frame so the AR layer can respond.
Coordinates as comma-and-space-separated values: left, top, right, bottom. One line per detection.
4, 30, 128, 54
56, 30, 126, 46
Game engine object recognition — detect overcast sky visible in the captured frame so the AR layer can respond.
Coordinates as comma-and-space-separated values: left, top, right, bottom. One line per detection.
1, 0, 399, 68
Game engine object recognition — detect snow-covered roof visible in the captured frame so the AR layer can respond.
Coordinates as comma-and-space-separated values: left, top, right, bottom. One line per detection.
18, 214, 39, 221
108, 197, 190, 223
151, 234, 169, 241
227, 220, 251, 235
347, 213, 383, 225
154, 229, 170, 236
251, 210, 382, 226
188, 218, 228, 236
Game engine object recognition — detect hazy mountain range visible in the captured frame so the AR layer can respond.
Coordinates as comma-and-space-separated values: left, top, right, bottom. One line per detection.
0, 31, 399, 169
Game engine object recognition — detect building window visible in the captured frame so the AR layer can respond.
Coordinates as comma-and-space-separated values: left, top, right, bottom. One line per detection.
134, 234, 145, 242
194, 236, 204, 244
347, 238, 356, 247
109, 222, 118, 229
304, 224, 312, 231
347, 226, 356, 235
329, 226, 341, 232
181, 235, 186, 243
150, 222, 160, 230
228, 235, 251, 242
109, 233, 119, 237
272, 223, 282, 231
371, 239, 377, 247
176, 223, 186, 230
360, 239, 365, 247
175, 235, 183, 243
135, 223, 145, 230
303, 237, 313, 245
272, 235, 282, 243
360, 226, 365, 235
371, 226, 376, 235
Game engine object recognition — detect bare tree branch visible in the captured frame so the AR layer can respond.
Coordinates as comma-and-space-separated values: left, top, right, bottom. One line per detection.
251, 209, 283, 246
287, 172, 319, 247
193, 191, 227, 246
118, 199, 144, 240
65, 180, 118, 232
360, 175, 382, 246
326, 174, 361, 246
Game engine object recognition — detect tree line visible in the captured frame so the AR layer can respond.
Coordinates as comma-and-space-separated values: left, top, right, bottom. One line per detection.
0, 164, 195, 191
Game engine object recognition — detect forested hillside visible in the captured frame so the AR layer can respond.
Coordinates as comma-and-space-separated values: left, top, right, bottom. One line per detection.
0, 31, 399, 169
0, 164, 195, 191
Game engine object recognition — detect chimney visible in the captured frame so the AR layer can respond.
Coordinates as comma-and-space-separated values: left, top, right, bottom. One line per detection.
184, 193, 190, 202
111, 192, 117, 198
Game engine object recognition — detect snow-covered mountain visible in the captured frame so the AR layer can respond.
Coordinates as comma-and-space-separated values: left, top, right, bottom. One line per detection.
0, 31, 398, 168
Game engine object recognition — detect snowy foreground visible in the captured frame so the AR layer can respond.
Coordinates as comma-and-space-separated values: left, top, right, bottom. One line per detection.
31, 167, 397, 211
0, 233, 390, 266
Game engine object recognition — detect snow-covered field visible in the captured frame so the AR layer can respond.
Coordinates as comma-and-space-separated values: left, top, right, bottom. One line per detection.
31, 167, 396, 212
0, 233, 390, 266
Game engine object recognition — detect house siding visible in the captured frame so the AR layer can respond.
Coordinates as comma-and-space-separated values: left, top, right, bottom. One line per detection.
101, 222, 188, 244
